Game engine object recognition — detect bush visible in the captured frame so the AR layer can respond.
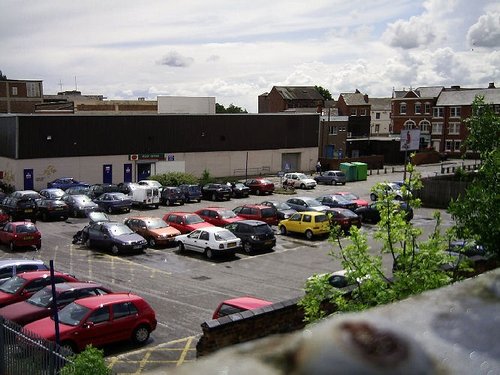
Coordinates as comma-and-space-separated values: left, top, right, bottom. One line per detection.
60, 345, 111, 375
150, 172, 199, 186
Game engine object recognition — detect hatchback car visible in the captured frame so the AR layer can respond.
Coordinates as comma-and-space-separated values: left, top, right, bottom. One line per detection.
9, 190, 43, 205
0, 282, 112, 326
39, 188, 66, 200
176, 227, 241, 259
195, 207, 245, 227
0, 196, 37, 222
93, 192, 133, 214
24, 293, 157, 353
260, 200, 297, 220
229, 183, 250, 198
225, 220, 276, 254
123, 216, 181, 247
202, 183, 232, 201
370, 182, 405, 201
336, 192, 369, 208
0, 221, 42, 251
162, 212, 214, 234
244, 178, 275, 195
327, 208, 362, 234
0, 271, 79, 308
316, 194, 358, 211
160, 187, 185, 206
283, 173, 317, 189
278, 211, 331, 240
47, 177, 89, 191
286, 197, 330, 213
0, 259, 49, 284
313, 170, 346, 185
212, 296, 273, 319
232, 204, 279, 226
64, 185, 92, 197
178, 184, 202, 203
88, 184, 120, 199
61, 194, 101, 217
36, 198, 69, 221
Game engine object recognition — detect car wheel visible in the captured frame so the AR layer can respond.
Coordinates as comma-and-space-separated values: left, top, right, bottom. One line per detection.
148, 238, 156, 247
111, 244, 120, 255
197, 199, 201, 203
243, 241, 253, 254
36, 242, 41, 250
154, 204, 159, 209
305, 229, 314, 240
205, 248, 214, 259
279, 225, 287, 235
370, 193, 377, 201
107, 206, 113, 214
42, 212, 48, 222
300, 183, 306, 189
9, 241, 15, 251
330, 180, 335, 185
132, 325, 150, 345
212, 193, 217, 201
342, 182, 346, 185
178, 242, 185, 252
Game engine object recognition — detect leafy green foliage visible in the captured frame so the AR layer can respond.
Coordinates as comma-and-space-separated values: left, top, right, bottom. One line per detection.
60, 345, 111, 375
216, 103, 248, 113
448, 96, 500, 259
150, 172, 199, 186
301, 163, 456, 323
314, 85, 332, 100
199, 169, 215, 185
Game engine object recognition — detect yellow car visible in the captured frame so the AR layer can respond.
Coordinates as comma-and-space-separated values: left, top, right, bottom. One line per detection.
278, 211, 331, 240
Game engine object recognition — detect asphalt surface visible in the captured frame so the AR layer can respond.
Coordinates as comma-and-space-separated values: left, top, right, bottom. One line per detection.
0, 160, 475, 374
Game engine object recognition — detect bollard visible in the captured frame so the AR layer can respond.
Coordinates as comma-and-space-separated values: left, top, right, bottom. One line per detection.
392, 167, 395, 173
384, 168, 387, 174
377, 169, 380, 175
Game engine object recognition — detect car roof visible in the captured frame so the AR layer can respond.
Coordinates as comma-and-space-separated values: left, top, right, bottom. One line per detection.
297, 211, 326, 216
238, 220, 269, 226
195, 226, 230, 233
125, 216, 161, 221
73, 293, 142, 308
15, 270, 71, 281
8, 221, 38, 226
45, 282, 105, 292
239, 204, 268, 209
221, 297, 272, 310
0, 259, 46, 268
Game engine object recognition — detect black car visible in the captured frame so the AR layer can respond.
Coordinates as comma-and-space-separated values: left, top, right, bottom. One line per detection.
260, 200, 297, 220
229, 183, 250, 198
77, 212, 147, 255
316, 194, 358, 211
64, 185, 92, 197
93, 192, 132, 214
36, 198, 69, 221
61, 194, 101, 218
202, 183, 232, 201
225, 220, 276, 254
178, 184, 202, 203
160, 187, 185, 206
10, 190, 43, 206
0, 196, 37, 222
88, 184, 120, 199
355, 201, 414, 224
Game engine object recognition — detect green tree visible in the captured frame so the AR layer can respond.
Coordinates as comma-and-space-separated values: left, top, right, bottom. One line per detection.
216, 103, 248, 113
60, 345, 111, 375
315, 85, 332, 100
300, 163, 456, 322
448, 96, 500, 259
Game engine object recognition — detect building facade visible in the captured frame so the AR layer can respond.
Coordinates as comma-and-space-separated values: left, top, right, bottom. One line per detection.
369, 98, 391, 136
258, 86, 324, 113
0, 79, 44, 113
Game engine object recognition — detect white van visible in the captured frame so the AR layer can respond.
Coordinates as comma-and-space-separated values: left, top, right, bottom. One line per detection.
127, 183, 160, 208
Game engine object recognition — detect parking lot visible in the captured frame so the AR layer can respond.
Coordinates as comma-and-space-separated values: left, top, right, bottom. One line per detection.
0, 162, 463, 374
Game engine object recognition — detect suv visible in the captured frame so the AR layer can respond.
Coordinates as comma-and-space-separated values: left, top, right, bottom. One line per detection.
283, 173, 317, 189
0, 196, 38, 222
178, 184, 202, 203
160, 187, 184, 206
225, 220, 276, 254
314, 170, 346, 185
0, 259, 49, 284
232, 204, 279, 226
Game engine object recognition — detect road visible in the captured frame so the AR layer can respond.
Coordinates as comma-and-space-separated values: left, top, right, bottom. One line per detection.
0, 160, 471, 374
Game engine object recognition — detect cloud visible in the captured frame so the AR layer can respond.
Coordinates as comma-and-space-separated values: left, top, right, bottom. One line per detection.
206, 55, 220, 62
383, 16, 437, 49
467, 12, 500, 48
157, 51, 194, 67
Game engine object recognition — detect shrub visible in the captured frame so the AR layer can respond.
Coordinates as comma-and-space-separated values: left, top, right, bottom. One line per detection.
60, 345, 111, 375
150, 172, 199, 186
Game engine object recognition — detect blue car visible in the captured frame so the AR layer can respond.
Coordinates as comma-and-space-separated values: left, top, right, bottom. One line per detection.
93, 192, 132, 214
47, 177, 89, 191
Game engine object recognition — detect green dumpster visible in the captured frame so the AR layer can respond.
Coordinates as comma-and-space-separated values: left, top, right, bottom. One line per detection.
340, 162, 356, 182
352, 162, 368, 181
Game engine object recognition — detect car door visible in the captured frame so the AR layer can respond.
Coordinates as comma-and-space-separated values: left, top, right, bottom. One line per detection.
286, 213, 303, 233
78, 305, 113, 348
87, 224, 105, 247
110, 301, 140, 343
0, 223, 12, 244
184, 230, 201, 251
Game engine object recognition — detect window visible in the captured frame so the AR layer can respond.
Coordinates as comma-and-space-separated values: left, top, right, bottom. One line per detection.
415, 102, 421, 114
375, 112, 380, 119
424, 103, 431, 114
11, 87, 18, 96
419, 120, 430, 133
450, 107, 461, 117
340, 126, 346, 132
350, 108, 357, 116
400, 103, 407, 115
113, 301, 138, 319
433, 107, 444, 118
26, 82, 40, 97
448, 123, 460, 135
360, 108, 367, 116
88, 306, 110, 324
403, 120, 416, 130
445, 140, 453, 151
454, 140, 461, 152
328, 125, 337, 135
374, 124, 380, 133
432, 122, 443, 134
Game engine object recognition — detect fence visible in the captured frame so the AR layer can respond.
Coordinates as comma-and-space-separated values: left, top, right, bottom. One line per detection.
0, 316, 72, 375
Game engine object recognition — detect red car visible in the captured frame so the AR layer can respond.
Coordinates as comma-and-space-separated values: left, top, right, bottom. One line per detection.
0, 221, 41, 251
336, 192, 369, 208
24, 293, 157, 353
0, 271, 79, 308
232, 204, 279, 226
327, 208, 362, 234
244, 178, 275, 195
213, 296, 272, 319
162, 212, 214, 234
195, 207, 245, 227
0, 282, 112, 326
0, 208, 9, 226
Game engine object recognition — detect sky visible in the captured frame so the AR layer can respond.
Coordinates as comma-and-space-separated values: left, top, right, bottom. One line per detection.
1, 0, 499, 113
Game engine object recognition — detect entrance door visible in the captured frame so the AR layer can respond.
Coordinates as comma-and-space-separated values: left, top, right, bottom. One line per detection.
123, 164, 132, 183
103, 164, 112, 184
137, 163, 151, 181
281, 153, 300, 172
23, 169, 34, 190
325, 145, 334, 159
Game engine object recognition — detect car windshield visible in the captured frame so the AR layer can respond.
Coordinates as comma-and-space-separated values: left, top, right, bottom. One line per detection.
261, 208, 276, 218
220, 210, 237, 219
387, 183, 400, 190
304, 199, 322, 207
57, 302, 90, 326
296, 174, 308, 179
16, 224, 37, 233
332, 195, 351, 203
146, 218, 168, 229
214, 230, 238, 241
259, 179, 272, 184
111, 193, 128, 200
185, 215, 204, 224
0, 275, 26, 294
49, 190, 65, 199
341, 193, 359, 200
274, 202, 292, 210
108, 224, 134, 236
338, 209, 358, 218
254, 224, 272, 234
27, 287, 53, 307
73, 196, 92, 204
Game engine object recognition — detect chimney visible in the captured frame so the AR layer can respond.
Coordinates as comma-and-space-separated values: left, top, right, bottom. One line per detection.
488, 82, 496, 89
450, 85, 460, 90
364, 94, 369, 103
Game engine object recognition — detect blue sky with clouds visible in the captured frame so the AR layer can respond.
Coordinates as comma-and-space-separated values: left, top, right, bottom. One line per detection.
1, 0, 499, 112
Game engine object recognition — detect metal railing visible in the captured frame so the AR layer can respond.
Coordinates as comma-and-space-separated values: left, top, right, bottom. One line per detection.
0, 316, 72, 375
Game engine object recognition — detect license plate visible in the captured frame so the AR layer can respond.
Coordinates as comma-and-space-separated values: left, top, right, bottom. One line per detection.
25, 209, 33, 213
24, 236, 33, 240
265, 240, 273, 245
227, 242, 236, 248
133, 245, 142, 249
55, 207, 63, 210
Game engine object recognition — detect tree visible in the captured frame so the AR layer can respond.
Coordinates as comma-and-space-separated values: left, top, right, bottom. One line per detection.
448, 96, 500, 259
315, 85, 332, 100
300, 163, 457, 322
0, 70, 7, 80
216, 103, 248, 113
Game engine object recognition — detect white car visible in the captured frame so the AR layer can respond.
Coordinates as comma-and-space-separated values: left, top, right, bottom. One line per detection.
138, 179, 164, 194
283, 173, 317, 189
370, 182, 406, 201
176, 227, 241, 259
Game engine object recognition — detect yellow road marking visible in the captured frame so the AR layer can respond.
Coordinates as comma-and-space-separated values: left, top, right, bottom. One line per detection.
177, 336, 194, 367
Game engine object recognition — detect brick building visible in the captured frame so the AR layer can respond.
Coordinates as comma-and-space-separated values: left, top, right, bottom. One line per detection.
0, 78, 43, 113
258, 86, 324, 113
